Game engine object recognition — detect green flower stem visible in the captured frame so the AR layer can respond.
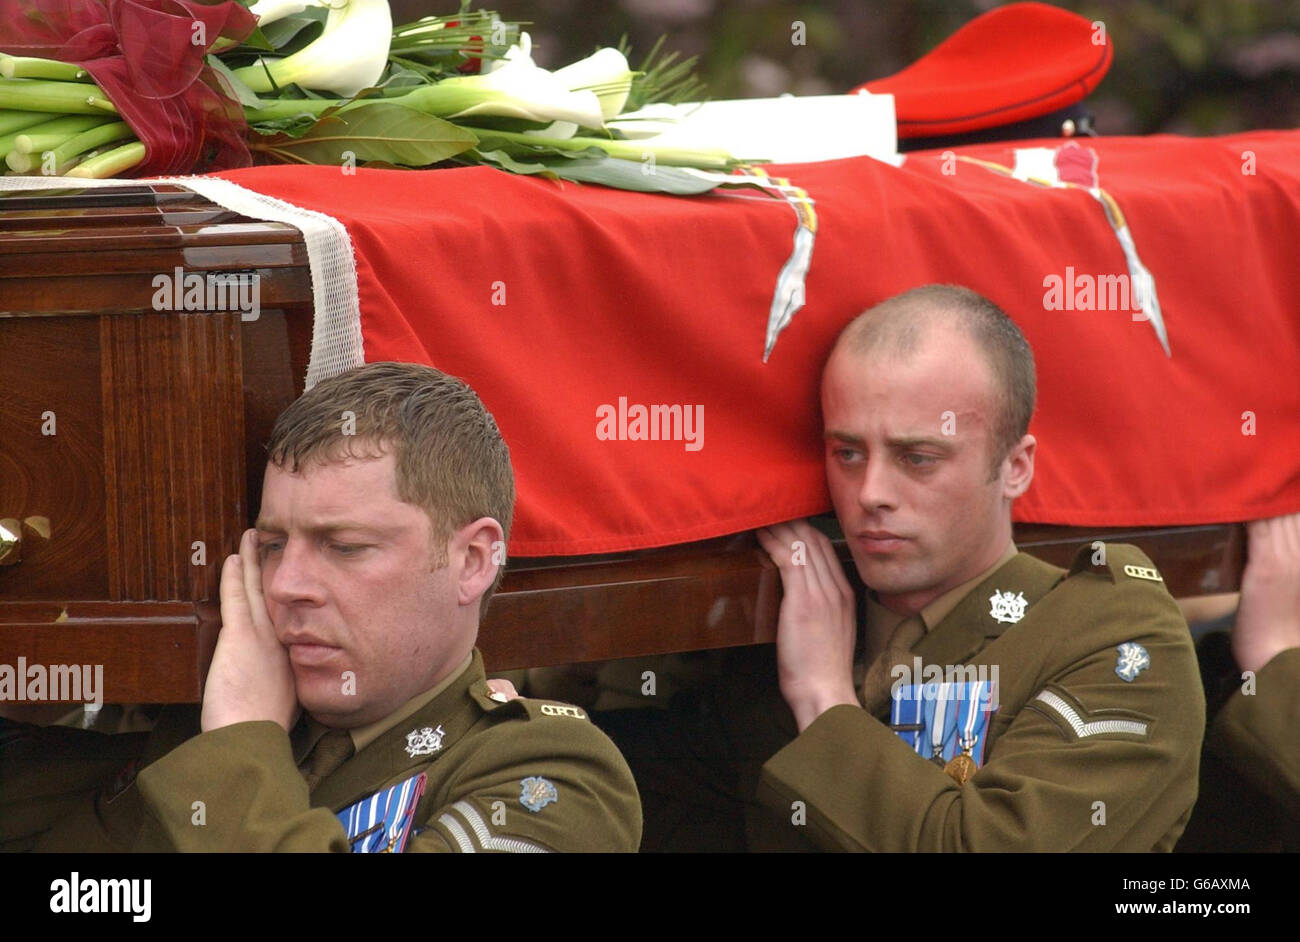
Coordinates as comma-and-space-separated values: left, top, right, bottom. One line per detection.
43, 120, 133, 164
246, 78, 564, 124
0, 115, 102, 157
5, 150, 33, 172
64, 140, 145, 178
480, 129, 735, 169
0, 55, 87, 81
244, 97, 350, 123
0, 78, 118, 114
10, 115, 109, 154
0, 110, 60, 135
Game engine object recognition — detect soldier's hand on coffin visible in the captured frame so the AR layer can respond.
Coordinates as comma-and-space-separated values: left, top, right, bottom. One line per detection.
1233, 511, 1300, 673
201, 528, 300, 733
485, 677, 520, 702
757, 519, 859, 732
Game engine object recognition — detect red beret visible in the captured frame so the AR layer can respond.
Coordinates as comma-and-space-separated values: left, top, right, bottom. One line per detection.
853, 2, 1113, 140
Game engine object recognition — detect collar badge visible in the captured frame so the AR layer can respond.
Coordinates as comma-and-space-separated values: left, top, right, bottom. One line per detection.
988, 589, 1028, 625
405, 724, 446, 757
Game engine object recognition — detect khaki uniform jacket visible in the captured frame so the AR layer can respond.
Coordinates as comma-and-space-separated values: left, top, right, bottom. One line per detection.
2, 650, 642, 853
755, 544, 1205, 851
1206, 646, 1300, 819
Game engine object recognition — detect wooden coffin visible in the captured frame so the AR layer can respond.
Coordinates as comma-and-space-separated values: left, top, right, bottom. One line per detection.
0, 183, 1245, 702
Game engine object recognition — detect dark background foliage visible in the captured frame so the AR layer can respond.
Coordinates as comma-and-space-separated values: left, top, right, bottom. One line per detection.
390, 0, 1299, 135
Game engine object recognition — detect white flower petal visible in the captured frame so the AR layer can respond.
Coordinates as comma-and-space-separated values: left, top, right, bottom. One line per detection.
248, 0, 325, 29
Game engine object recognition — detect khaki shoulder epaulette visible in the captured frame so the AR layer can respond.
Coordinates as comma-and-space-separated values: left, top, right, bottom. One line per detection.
468, 683, 592, 722
1066, 541, 1164, 585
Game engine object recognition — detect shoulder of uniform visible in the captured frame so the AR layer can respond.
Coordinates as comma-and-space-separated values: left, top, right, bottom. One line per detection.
1066, 541, 1166, 587
459, 685, 631, 782
468, 681, 593, 724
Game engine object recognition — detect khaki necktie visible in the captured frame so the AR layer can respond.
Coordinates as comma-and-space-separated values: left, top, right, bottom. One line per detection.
300, 728, 355, 792
859, 614, 926, 716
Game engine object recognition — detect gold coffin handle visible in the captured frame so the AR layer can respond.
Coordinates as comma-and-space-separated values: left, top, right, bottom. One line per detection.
0, 518, 20, 565
0, 516, 50, 566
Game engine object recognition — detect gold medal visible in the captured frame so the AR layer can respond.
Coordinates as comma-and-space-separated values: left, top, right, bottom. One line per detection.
943, 752, 977, 785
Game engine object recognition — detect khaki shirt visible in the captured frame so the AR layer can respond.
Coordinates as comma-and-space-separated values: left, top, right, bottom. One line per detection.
3, 650, 642, 853
756, 542, 1206, 851
1206, 646, 1300, 818
860, 542, 1017, 682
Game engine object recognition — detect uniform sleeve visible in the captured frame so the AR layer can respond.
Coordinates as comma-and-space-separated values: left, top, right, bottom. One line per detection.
756, 575, 1205, 851
132, 721, 350, 852
0, 719, 150, 852
1206, 646, 1300, 817
407, 711, 642, 853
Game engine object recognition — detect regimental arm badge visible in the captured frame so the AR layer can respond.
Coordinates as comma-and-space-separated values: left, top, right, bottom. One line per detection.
988, 589, 1028, 625
1115, 642, 1151, 682
405, 724, 446, 757
519, 776, 558, 813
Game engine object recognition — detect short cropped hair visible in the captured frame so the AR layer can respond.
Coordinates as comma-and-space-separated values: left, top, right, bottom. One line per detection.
832, 284, 1036, 475
265, 361, 515, 617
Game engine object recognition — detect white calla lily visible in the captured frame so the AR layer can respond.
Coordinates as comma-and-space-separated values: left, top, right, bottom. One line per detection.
429, 32, 605, 129
234, 0, 392, 97
483, 30, 533, 75
552, 47, 633, 121
246, 0, 322, 29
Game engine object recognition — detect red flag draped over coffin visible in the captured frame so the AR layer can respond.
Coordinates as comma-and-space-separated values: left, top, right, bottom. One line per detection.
215, 130, 1300, 556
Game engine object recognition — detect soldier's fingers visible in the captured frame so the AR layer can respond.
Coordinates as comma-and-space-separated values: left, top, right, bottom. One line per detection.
486, 678, 520, 702
758, 525, 812, 603
787, 520, 844, 604
812, 530, 854, 601
239, 529, 274, 635
756, 526, 783, 562
1275, 511, 1300, 561
219, 551, 249, 632
790, 529, 830, 601
758, 522, 801, 567
804, 528, 853, 603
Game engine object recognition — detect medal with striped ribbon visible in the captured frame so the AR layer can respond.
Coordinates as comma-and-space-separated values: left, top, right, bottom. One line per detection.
943, 680, 985, 786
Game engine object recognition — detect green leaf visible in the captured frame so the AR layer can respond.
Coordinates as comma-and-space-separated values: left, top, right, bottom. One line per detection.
544, 157, 720, 193
470, 147, 562, 177
618, 34, 708, 111
206, 55, 263, 108
379, 63, 433, 90
239, 26, 276, 54
249, 102, 479, 167
259, 16, 326, 55
473, 149, 721, 195
247, 113, 324, 138
471, 133, 605, 162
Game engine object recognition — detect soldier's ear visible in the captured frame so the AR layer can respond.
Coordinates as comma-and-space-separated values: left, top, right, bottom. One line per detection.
451, 516, 505, 610
1001, 433, 1036, 499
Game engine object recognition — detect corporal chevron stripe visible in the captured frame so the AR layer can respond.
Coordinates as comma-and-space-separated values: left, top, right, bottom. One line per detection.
438, 811, 475, 853
435, 801, 551, 853
1033, 690, 1149, 738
